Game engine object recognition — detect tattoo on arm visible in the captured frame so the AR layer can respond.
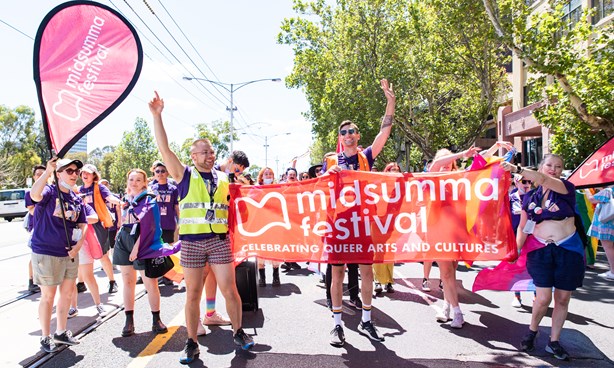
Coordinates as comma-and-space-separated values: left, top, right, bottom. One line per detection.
381, 115, 393, 129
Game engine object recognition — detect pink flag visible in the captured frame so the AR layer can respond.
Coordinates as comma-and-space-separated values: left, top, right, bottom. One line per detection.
567, 135, 614, 189
472, 251, 535, 292
33, 1, 142, 157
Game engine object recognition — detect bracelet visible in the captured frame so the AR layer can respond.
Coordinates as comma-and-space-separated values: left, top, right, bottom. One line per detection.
516, 164, 524, 175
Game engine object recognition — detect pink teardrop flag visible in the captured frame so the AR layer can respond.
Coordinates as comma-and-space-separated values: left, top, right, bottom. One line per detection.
33, 0, 143, 157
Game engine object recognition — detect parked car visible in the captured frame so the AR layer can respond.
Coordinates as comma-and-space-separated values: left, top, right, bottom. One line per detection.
0, 188, 28, 222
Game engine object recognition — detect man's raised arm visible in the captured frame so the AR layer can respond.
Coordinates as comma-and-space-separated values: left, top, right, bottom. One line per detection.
149, 91, 185, 182
371, 79, 396, 159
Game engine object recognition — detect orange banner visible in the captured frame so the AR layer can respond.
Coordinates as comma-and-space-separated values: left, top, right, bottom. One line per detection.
229, 162, 517, 263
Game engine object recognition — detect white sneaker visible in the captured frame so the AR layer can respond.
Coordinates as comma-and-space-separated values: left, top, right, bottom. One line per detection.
422, 279, 431, 292
450, 312, 464, 329
436, 302, 451, 322
197, 318, 207, 336
598, 271, 614, 280
511, 297, 522, 308
96, 304, 108, 318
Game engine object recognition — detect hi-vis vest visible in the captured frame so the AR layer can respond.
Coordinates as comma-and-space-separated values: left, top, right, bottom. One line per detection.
178, 168, 229, 234
326, 151, 370, 172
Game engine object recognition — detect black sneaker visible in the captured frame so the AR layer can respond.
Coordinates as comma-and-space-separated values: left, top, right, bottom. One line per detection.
152, 320, 168, 334
290, 262, 302, 270
233, 328, 254, 350
374, 283, 383, 293
179, 338, 200, 365
385, 283, 395, 293
272, 275, 281, 287
53, 330, 80, 346
76, 282, 87, 293
546, 341, 570, 361
136, 277, 143, 285
40, 336, 58, 353
281, 263, 291, 271
348, 297, 362, 310
358, 320, 385, 342
520, 330, 538, 352
108, 280, 118, 294
330, 324, 345, 347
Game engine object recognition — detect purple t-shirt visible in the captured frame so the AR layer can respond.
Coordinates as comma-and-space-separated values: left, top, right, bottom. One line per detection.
176, 166, 218, 240
320, 146, 375, 172
79, 183, 113, 213
149, 182, 179, 230
31, 185, 87, 257
522, 179, 576, 223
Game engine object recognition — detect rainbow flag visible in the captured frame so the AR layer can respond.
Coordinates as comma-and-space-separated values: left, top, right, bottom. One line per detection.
576, 189, 598, 266
473, 250, 535, 292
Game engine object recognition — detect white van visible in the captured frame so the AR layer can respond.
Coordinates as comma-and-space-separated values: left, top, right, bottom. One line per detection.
0, 188, 28, 222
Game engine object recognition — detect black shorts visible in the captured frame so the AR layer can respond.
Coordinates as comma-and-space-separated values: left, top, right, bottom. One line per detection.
161, 229, 175, 243
527, 243, 585, 291
113, 227, 146, 270
92, 222, 111, 254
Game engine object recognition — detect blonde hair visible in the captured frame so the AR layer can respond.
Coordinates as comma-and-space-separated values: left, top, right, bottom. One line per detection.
433, 149, 458, 171
257, 167, 275, 185
126, 168, 148, 192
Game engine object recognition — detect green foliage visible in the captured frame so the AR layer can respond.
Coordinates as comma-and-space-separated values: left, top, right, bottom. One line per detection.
485, 0, 614, 159
180, 119, 235, 163
280, 0, 509, 162
0, 105, 43, 188
109, 118, 160, 191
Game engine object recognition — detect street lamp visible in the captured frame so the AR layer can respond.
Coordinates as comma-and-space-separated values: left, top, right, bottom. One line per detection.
242, 131, 290, 167
183, 76, 282, 152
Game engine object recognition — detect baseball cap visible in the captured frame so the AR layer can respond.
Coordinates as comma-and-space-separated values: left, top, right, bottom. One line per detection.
56, 158, 83, 172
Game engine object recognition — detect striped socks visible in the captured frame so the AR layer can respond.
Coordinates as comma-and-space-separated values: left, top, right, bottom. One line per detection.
362, 304, 372, 322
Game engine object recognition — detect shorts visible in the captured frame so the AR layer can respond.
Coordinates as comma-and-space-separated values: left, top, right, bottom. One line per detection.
32, 252, 79, 286
108, 228, 117, 249
527, 243, 585, 291
161, 229, 175, 243
113, 227, 146, 270
180, 236, 233, 268
92, 222, 111, 254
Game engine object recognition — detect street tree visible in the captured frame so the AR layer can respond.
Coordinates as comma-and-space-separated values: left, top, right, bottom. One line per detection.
0, 105, 43, 187
109, 118, 160, 190
180, 119, 235, 162
483, 0, 614, 165
279, 0, 509, 165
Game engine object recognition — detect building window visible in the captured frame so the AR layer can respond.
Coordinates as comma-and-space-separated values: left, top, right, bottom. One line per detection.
523, 138, 543, 167
562, 0, 583, 30
593, 0, 614, 24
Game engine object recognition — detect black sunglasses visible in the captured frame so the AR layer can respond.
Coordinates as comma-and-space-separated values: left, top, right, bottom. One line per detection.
521, 180, 531, 184
63, 168, 81, 176
155, 169, 167, 174
339, 128, 357, 136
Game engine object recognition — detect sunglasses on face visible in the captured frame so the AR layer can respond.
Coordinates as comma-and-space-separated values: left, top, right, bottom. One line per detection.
155, 169, 167, 174
63, 168, 81, 176
301, 175, 309, 179
521, 180, 532, 185
339, 128, 357, 136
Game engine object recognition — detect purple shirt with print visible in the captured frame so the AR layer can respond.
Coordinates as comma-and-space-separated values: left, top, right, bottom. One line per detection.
79, 183, 113, 212
320, 146, 374, 172
31, 185, 86, 257
149, 182, 179, 230
25, 191, 36, 232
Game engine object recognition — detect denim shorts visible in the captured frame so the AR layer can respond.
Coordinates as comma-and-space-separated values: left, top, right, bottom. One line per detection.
526, 243, 585, 291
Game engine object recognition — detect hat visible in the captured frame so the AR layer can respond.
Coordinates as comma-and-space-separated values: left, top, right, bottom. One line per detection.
308, 164, 323, 178
151, 160, 166, 171
99, 178, 110, 185
56, 158, 83, 172
81, 163, 100, 180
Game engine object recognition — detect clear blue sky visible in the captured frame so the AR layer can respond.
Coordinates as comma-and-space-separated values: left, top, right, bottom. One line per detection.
0, 0, 314, 174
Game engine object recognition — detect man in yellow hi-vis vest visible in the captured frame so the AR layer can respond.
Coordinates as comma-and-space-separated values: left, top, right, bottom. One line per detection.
149, 91, 254, 364
322, 79, 395, 347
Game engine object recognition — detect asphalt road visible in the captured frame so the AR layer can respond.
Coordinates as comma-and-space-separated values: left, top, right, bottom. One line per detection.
1, 219, 613, 368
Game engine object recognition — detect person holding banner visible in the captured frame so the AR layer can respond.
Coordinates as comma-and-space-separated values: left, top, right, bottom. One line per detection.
149, 91, 254, 364
29, 158, 87, 353
322, 78, 395, 347
79, 164, 121, 294
501, 154, 584, 361
256, 167, 282, 286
